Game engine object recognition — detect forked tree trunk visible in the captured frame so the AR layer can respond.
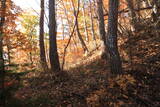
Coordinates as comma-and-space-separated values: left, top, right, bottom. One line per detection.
61, 0, 79, 53
49, 0, 61, 72
106, 0, 122, 74
39, 0, 48, 71
71, 0, 89, 53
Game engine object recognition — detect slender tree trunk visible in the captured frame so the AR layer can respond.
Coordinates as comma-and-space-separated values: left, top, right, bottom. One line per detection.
125, 0, 137, 65
0, 0, 6, 106
106, 0, 122, 74
96, 0, 107, 57
71, 0, 89, 53
89, 0, 97, 47
125, 0, 138, 32
136, 0, 141, 21
76, 20, 89, 53
93, 0, 100, 35
49, 0, 60, 71
96, 0, 106, 43
39, 0, 48, 71
82, 0, 89, 42
61, 0, 79, 53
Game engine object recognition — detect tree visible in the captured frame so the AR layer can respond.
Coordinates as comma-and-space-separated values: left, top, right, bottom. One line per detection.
0, 0, 6, 106
125, 0, 138, 32
49, 0, 61, 71
89, 0, 97, 47
82, 0, 89, 42
39, 0, 48, 71
96, 0, 107, 57
20, 13, 39, 64
71, 0, 89, 53
3, 0, 22, 65
106, 0, 122, 74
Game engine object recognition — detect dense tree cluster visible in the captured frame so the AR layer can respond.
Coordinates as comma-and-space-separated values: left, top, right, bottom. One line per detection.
0, 0, 160, 106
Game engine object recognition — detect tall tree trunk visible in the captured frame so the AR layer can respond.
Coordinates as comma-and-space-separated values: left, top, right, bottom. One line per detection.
125, 0, 137, 65
49, 0, 60, 71
76, 20, 89, 53
106, 0, 122, 74
136, 0, 141, 21
89, 0, 97, 47
0, 0, 6, 106
96, 0, 107, 57
39, 0, 48, 71
82, 0, 89, 42
125, 0, 138, 32
71, 0, 89, 53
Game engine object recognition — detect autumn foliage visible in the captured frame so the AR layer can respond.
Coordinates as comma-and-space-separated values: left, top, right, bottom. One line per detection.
0, 0, 160, 106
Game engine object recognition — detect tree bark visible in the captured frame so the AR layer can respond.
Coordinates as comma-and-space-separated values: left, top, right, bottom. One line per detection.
96, 0, 106, 43
0, 0, 6, 106
125, 0, 137, 65
39, 0, 48, 71
49, 0, 60, 72
89, 0, 97, 47
125, 0, 138, 32
71, 0, 89, 53
82, 0, 89, 42
96, 0, 107, 58
61, 0, 80, 70
106, 0, 122, 74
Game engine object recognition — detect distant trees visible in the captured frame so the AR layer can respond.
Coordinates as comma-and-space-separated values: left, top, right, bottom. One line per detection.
106, 0, 122, 74
0, 0, 6, 106
39, 0, 48, 71
49, 0, 61, 71
20, 13, 39, 64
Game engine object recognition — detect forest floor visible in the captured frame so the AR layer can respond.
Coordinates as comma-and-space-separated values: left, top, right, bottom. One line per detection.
4, 23, 160, 107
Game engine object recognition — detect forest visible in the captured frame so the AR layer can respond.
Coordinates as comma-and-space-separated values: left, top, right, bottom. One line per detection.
0, 0, 160, 106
